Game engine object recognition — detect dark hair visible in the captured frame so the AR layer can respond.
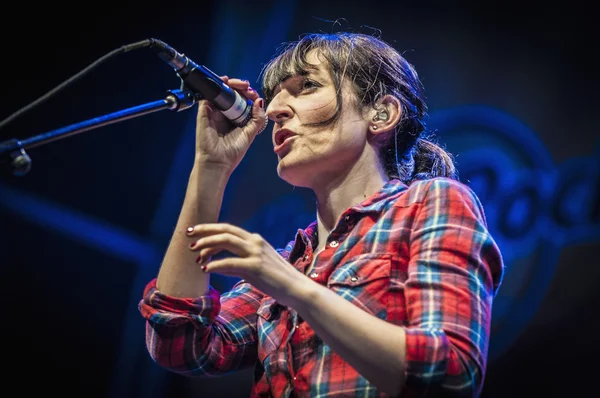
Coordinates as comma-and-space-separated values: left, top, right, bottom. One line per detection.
260, 32, 458, 184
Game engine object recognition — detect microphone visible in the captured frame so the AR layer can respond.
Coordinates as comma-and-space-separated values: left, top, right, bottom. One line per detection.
149, 38, 253, 127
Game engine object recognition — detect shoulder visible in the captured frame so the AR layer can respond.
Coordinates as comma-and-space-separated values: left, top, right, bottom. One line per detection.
393, 177, 489, 225
395, 177, 481, 207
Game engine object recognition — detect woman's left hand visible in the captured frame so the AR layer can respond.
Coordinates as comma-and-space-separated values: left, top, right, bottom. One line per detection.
186, 223, 309, 306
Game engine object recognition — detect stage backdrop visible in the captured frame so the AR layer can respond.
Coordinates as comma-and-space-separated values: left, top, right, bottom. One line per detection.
0, 1, 596, 397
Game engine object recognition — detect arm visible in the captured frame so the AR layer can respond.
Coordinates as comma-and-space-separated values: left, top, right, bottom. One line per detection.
141, 160, 259, 375
156, 77, 265, 298
140, 79, 268, 374
289, 178, 503, 397
290, 277, 408, 396
155, 161, 231, 298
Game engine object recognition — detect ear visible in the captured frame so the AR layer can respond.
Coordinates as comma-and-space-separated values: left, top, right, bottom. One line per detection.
368, 95, 402, 135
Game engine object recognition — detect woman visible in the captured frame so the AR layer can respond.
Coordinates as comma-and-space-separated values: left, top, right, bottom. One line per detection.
139, 32, 504, 397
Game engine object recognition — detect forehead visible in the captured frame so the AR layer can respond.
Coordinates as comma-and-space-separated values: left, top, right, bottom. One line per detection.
304, 51, 326, 71
265, 48, 334, 100
285, 50, 330, 80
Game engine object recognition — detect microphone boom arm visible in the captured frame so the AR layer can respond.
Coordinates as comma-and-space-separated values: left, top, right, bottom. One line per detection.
0, 89, 199, 176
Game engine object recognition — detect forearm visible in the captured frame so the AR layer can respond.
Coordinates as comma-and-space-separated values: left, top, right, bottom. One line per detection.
156, 161, 231, 297
291, 280, 407, 396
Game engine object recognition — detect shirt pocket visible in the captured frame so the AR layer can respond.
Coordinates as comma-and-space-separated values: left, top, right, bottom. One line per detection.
327, 253, 392, 320
256, 297, 282, 364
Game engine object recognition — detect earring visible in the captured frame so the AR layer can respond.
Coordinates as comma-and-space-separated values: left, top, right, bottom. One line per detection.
372, 125, 378, 130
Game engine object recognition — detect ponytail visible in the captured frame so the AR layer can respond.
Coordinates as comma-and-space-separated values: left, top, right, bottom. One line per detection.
385, 133, 458, 185
410, 137, 458, 183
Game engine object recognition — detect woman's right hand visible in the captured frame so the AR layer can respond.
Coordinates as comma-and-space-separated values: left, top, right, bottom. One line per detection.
194, 77, 267, 172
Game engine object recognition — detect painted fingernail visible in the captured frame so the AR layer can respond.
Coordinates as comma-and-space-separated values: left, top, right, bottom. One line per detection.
196, 254, 202, 263
201, 265, 207, 272
186, 227, 194, 234
247, 87, 254, 92
189, 242, 195, 248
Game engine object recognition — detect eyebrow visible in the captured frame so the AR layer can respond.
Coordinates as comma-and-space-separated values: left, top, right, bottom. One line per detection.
280, 67, 323, 84
270, 65, 326, 95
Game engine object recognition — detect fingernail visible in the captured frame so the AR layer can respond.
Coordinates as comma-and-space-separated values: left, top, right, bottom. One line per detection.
196, 254, 203, 263
189, 242, 195, 248
186, 227, 194, 234
247, 87, 254, 92
201, 265, 207, 272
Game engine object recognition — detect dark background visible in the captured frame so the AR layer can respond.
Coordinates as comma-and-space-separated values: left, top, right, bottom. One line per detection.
0, 1, 597, 397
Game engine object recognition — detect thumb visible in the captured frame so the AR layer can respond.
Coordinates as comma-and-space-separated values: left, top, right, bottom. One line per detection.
242, 98, 268, 138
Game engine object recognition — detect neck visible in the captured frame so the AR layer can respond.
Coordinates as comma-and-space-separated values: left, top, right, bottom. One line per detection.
313, 151, 388, 248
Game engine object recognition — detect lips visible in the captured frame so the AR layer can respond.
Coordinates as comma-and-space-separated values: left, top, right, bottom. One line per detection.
274, 129, 297, 146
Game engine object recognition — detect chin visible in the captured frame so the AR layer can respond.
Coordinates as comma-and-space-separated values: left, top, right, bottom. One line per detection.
276, 158, 315, 188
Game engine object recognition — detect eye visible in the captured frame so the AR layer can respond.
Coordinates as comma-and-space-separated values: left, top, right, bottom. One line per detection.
301, 78, 320, 91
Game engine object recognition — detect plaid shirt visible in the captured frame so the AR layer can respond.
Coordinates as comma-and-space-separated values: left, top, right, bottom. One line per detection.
139, 177, 504, 397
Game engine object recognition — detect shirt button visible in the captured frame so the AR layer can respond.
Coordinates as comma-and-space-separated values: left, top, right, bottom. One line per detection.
329, 241, 339, 247
350, 276, 358, 282
310, 272, 318, 278
303, 255, 309, 261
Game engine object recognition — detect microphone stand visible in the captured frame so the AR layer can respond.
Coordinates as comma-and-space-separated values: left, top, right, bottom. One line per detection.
0, 89, 199, 176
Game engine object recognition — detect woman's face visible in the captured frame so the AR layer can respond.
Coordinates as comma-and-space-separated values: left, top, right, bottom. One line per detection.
266, 51, 372, 188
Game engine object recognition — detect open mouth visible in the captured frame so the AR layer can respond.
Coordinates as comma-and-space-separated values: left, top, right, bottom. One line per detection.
275, 129, 296, 146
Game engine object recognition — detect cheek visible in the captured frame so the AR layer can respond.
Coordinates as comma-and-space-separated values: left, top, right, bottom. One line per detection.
298, 97, 337, 124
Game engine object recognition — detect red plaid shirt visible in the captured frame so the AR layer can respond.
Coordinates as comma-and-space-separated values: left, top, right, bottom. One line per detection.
139, 177, 504, 397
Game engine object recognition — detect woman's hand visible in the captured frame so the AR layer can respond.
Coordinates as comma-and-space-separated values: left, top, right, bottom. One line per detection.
194, 77, 267, 172
186, 223, 309, 306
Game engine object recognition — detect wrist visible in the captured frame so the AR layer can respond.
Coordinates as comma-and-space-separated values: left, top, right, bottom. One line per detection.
187, 160, 232, 204
286, 276, 320, 312
192, 157, 234, 178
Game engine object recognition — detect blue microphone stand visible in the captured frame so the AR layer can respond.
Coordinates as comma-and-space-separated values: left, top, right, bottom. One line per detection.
0, 89, 199, 176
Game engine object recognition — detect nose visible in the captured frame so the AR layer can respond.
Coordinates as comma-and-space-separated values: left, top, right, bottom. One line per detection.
266, 93, 293, 124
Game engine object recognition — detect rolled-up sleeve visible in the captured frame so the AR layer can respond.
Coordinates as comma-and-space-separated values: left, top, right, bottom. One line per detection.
402, 178, 504, 397
139, 278, 264, 376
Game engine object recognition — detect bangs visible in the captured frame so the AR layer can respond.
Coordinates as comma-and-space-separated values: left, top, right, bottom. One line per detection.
261, 34, 344, 104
